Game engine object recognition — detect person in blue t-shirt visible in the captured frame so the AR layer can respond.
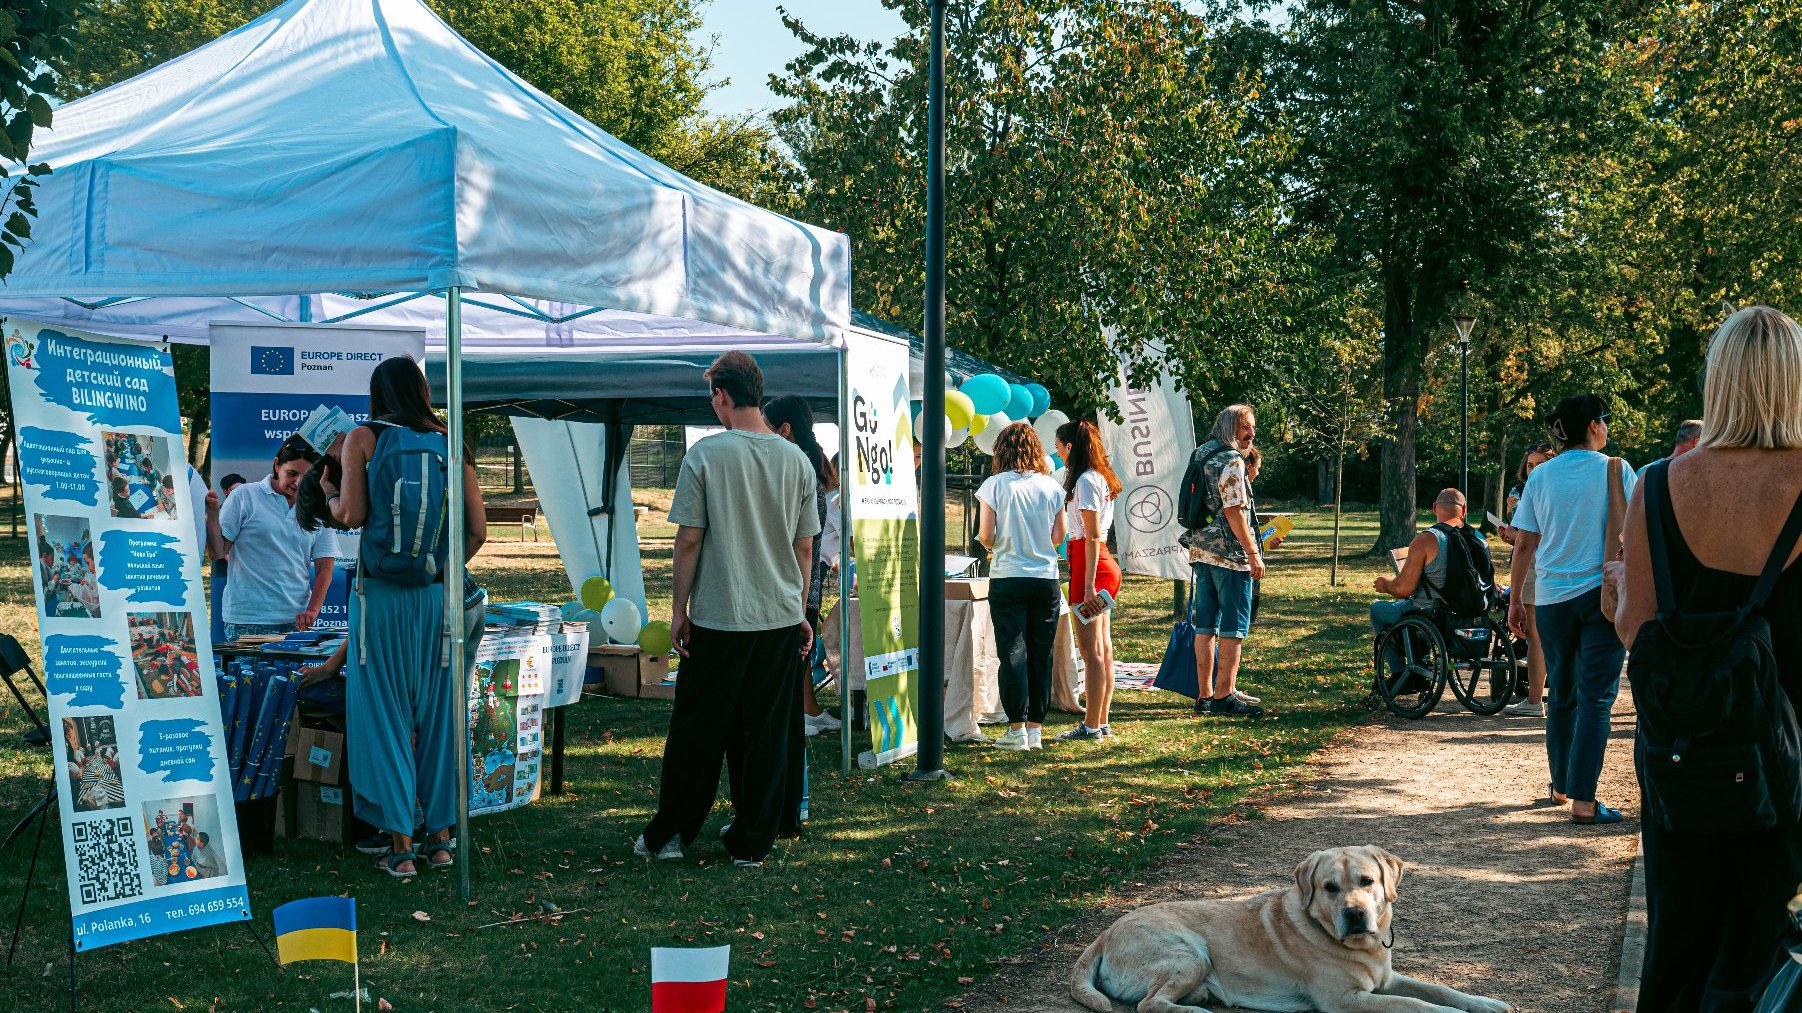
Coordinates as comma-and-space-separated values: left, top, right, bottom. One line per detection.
1507, 394, 1635, 825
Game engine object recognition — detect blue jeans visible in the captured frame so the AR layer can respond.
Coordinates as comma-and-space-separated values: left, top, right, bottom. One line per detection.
1535, 586, 1625, 802
1192, 562, 1253, 639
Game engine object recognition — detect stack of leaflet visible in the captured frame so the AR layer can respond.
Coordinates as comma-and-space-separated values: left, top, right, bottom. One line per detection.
217, 657, 303, 801
485, 601, 565, 635
259, 629, 347, 658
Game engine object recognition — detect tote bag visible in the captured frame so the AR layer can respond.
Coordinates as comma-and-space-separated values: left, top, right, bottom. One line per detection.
1152, 580, 1201, 699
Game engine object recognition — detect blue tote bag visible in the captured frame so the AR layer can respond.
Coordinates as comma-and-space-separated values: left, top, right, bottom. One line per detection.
1152, 578, 1201, 699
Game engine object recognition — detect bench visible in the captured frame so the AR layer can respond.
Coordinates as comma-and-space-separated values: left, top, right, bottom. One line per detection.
485, 505, 539, 542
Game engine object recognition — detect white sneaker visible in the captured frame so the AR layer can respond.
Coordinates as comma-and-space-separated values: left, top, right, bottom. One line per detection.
1027, 727, 1043, 750
1502, 699, 1545, 718
993, 727, 1031, 751
633, 834, 683, 861
1232, 689, 1261, 705
804, 710, 842, 736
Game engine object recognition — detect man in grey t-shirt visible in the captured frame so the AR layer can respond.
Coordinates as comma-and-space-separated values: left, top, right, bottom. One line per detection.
637, 351, 820, 868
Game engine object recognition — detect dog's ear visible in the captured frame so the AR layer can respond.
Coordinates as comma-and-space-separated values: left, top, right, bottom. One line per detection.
1294, 850, 1325, 911
1369, 846, 1403, 903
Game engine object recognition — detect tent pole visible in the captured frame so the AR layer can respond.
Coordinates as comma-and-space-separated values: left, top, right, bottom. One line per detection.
838, 342, 853, 776
447, 287, 473, 902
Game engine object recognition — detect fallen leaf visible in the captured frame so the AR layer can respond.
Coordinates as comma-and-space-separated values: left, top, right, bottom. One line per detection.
378, 1000, 394, 1012
411, 911, 431, 923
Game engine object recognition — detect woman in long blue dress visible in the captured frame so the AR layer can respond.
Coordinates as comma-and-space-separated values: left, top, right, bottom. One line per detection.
324, 358, 487, 878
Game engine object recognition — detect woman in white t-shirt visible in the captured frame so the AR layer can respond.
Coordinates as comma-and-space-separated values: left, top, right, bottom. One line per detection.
976, 423, 1068, 751
1054, 420, 1123, 741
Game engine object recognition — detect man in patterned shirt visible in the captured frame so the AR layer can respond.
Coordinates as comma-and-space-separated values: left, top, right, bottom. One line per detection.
1179, 405, 1265, 717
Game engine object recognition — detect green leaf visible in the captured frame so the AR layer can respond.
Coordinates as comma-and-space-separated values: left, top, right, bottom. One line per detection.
25, 94, 50, 129
7, 212, 30, 240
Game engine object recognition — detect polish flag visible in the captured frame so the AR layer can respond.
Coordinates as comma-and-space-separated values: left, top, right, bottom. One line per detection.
651, 945, 730, 1013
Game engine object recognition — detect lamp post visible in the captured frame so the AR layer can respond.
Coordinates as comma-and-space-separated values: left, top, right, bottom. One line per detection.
908, 0, 952, 782
1452, 313, 1476, 500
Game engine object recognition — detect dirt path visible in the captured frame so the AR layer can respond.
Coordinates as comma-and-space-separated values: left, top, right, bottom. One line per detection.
961, 684, 1641, 1013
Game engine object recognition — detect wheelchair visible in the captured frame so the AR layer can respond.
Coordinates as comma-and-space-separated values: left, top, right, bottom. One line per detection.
1371, 592, 1520, 719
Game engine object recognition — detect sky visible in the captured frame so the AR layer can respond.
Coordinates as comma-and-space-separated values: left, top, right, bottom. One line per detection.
692, 2, 906, 119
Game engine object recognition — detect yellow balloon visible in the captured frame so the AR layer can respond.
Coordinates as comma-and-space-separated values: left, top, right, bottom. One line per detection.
580, 576, 614, 612
968, 413, 989, 436
944, 390, 975, 430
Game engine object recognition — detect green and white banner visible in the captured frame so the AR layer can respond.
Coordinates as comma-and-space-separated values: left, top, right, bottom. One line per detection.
844, 331, 921, 768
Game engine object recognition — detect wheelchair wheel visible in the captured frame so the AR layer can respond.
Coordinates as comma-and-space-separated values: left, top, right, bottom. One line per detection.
1375, 615, 1447, 719
1448, 618, 1517, 715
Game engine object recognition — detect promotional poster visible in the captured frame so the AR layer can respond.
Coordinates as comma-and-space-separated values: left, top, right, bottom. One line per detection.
467, 634, 550, 815
1098, 355, 1197, 580
844, 332, 922, 768
6, 321, 250, 950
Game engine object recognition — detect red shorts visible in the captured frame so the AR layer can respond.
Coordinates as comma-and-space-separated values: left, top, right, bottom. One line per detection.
1068, 538, 1123, 603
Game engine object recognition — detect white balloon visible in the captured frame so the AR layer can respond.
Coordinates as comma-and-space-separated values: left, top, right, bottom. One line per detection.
946, 425, 970, 449
973, 412, 1012, 454
600, 598, 643, 644
1033, 409, 1071, 450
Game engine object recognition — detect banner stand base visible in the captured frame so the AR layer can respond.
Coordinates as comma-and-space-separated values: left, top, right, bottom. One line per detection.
899, 767, 955, 783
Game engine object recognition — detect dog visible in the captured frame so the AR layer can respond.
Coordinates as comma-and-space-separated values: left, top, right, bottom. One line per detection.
1071, 845, 1509, 1013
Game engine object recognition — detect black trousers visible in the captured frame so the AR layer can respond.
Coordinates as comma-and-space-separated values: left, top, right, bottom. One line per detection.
1638, 813, 1802, 1012
642, 623, 800, 862
989, 577, 1061, 724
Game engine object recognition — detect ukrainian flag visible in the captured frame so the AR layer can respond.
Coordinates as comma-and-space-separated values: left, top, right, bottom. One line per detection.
273, 897, 357, 966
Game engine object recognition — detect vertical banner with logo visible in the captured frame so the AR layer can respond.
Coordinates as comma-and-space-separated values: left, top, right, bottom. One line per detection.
1097, 360, 1197, 579
5, 320, 250, 950
208, 323, 425, 491
844, 331, 921, 768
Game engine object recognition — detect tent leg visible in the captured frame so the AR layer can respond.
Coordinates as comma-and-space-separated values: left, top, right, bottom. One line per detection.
838, 344, 853, 776
446, 287, 473, 902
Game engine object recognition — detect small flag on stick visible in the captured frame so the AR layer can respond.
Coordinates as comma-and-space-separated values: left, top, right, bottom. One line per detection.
651, 945, 730, 1013
273, 897, 360, 1012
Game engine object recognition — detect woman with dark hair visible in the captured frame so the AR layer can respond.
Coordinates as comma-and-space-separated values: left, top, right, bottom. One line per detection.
1053, 420, 1123, 741
976, 422, 1068, 751
1499, 444, 1556, 718
763, 395, 841, 738
1508, 393, 1634, 824
205, 434, 335, 640
322, 356, 488, 878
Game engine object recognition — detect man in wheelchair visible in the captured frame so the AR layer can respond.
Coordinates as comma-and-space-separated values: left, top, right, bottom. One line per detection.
1371, 488, 1497, 664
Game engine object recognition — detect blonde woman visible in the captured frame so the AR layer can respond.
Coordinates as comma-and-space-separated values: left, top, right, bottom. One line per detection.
976, 423, 1068, 751
1615, 306, 1802, 1012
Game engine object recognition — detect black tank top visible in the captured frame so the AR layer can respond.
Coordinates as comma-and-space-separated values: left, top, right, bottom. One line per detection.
1654, 492, 1802, 708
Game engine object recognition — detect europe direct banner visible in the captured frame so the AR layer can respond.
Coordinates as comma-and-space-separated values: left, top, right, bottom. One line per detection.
845, 333, 922, 769
5, 321, 250, 951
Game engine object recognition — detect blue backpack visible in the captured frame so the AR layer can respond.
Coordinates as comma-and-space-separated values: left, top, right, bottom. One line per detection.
359, 422, 449, 587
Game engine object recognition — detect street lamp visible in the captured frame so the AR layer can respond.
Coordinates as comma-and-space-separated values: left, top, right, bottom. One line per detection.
1452, 313, 1477, 500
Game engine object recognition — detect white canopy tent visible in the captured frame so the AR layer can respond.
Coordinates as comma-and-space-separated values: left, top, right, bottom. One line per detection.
3, 0, 850, 897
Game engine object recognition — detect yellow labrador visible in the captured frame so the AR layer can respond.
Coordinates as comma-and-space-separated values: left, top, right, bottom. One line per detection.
1071, 846, 1509, 1013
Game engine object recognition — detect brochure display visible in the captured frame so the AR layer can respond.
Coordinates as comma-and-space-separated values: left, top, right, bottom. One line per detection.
6, 321, 249, 950
844, 333, 922, 768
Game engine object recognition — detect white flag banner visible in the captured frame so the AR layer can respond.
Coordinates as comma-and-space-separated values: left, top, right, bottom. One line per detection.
1098, 363, 1196, 580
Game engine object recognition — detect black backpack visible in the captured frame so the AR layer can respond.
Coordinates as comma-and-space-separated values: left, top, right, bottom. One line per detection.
1176, 442, 1235, 531
1629, 459, 1802, 834
1421, 522, 1495, 617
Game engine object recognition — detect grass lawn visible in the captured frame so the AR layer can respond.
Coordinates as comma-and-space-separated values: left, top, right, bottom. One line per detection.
0, 505, 1390, 1013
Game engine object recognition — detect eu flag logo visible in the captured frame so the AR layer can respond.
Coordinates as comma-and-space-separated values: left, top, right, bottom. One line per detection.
250, 346, 294, 376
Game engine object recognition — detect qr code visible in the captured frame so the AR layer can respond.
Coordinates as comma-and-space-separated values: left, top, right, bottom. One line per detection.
72, 816, 144, 905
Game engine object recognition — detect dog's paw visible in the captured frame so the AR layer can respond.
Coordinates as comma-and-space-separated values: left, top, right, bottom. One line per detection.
1462, 998, 1510, 1013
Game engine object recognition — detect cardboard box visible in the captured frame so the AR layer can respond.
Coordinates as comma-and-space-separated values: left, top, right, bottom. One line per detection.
591, 645, 673, 699
293, 782, 349, 843
946, 578, 989, 601
292, 727, 344, 785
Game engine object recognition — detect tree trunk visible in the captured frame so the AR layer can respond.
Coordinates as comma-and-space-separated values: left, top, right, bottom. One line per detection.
187, 412, 210, 467
1317, 457, 1333, 506
1376, 267, 1418, 552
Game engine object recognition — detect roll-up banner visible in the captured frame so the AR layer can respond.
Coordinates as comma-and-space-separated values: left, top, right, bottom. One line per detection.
844, 330, 922, 768
5, 320, 250, 950
1098, 359, 1197, 580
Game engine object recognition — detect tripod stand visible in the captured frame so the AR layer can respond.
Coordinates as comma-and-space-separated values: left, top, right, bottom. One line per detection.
0, 632, 76, 1010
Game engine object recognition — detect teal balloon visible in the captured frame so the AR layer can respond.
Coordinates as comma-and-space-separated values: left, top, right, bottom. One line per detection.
962, 374, 1009, 416
1026, 383, 1050, 418
1005, 384, 1034, 422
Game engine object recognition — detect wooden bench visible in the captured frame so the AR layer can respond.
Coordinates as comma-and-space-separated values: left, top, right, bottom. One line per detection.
485, 505, 539, 542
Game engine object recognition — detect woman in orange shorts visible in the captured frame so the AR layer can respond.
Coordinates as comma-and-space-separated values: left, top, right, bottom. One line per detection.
1054, 420, 1124, 740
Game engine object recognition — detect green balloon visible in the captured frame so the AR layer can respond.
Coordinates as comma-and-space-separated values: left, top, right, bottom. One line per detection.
638, 620, 674, 657
580, 576, 614, 612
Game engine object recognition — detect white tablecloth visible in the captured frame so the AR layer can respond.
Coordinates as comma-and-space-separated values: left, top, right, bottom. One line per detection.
824, 597, 1082, 743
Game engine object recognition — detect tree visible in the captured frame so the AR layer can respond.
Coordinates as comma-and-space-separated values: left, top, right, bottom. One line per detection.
770, 0, 1290, 412
1275, 0, 1640, 550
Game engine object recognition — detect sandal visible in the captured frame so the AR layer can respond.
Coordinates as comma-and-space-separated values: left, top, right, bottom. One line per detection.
1572, 803, 1623, 825
374, 849, 418, 879
425, 838, 455, 870
1547, 782, 1569, 805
